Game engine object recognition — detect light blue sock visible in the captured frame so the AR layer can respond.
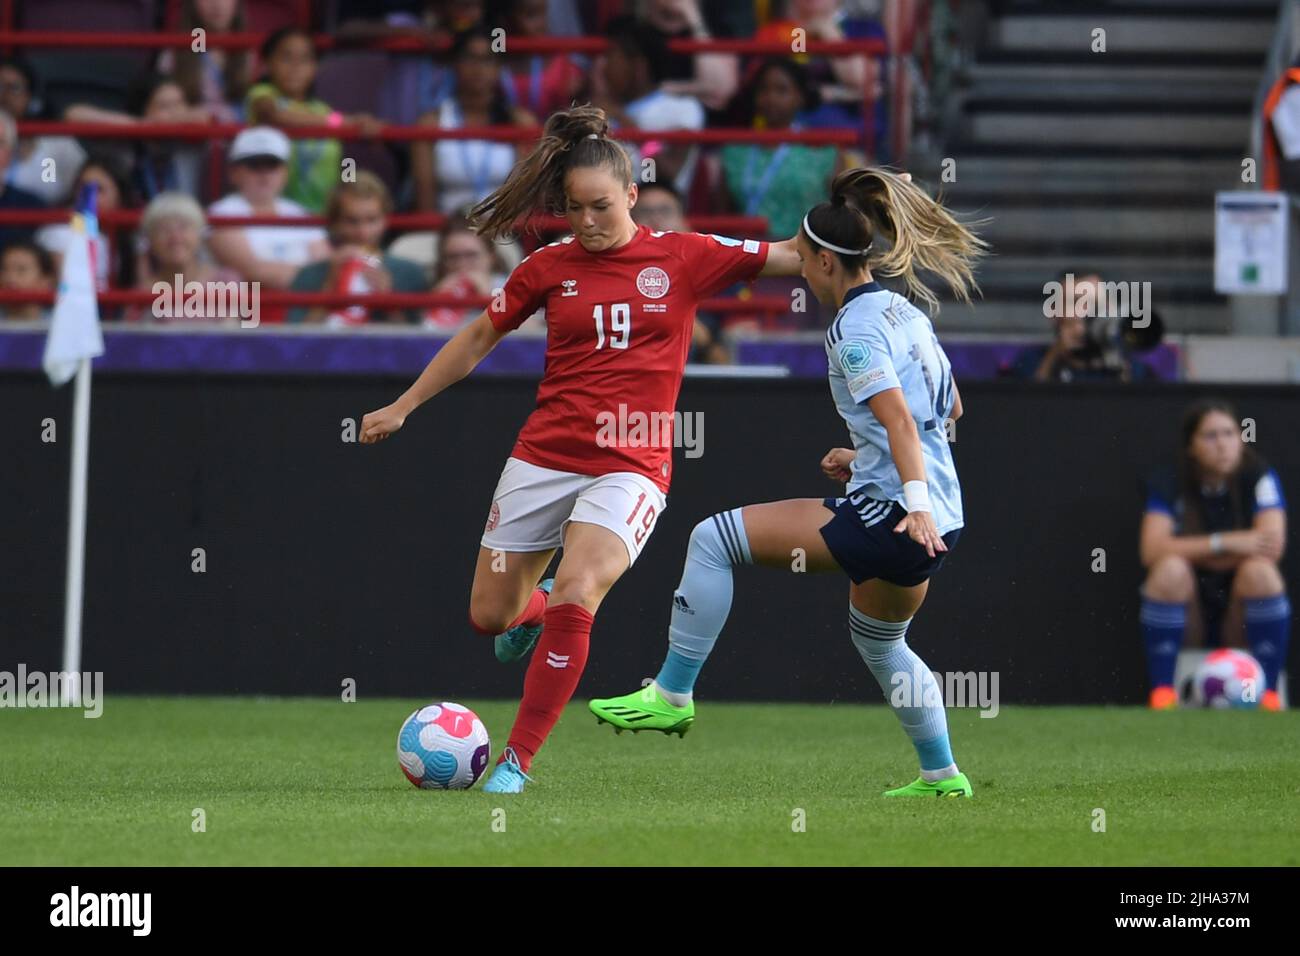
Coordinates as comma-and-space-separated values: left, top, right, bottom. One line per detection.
848, 605, 957, 779
654, 509, 752, 700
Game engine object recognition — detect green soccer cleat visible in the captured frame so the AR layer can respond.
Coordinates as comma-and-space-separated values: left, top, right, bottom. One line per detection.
494, 578, 554, 663
589, 684, 695, 737
883, 772, 973, 799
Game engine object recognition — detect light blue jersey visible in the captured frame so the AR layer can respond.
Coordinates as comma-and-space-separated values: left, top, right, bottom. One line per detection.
824, 281, 964, 535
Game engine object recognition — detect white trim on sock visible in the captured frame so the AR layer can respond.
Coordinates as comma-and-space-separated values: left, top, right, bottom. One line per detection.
920, 764, 959, 783
653, 680, 692, 708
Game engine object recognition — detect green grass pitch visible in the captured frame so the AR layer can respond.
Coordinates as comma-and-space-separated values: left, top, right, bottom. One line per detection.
2, 698, 1298, 866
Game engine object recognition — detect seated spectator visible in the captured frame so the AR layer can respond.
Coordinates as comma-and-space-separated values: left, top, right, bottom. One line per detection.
489, 0, 587, 117
754, 0, 884, 133
636, 0, 739, 112
1139, 399, 1290, 711
0, 56, 86, 205
0, 239, 55, 320
0, 110, 47, 248
423, 214, 507, 329
630, 181, 728, 363
411, 26, 537, 213
246, 27, 384, 213
591, 16, 704, 199
65, 75, 207, 202
208, 127, 330, 289
288, 171, 427, 325
720, 58, 840, 239
134, 192, 241, 323
35, 155, 128, 291
157, 0, 254, 124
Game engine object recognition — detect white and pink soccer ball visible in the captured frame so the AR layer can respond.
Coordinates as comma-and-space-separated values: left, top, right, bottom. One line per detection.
397, 702, 490, 789
1191, 650, 1265, 709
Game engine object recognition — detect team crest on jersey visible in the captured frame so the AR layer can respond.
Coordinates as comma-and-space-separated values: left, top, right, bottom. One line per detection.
561, 279, 578, 296
485, 500, 500, 532
838, 340, 872, 372
636, 266, 670, 299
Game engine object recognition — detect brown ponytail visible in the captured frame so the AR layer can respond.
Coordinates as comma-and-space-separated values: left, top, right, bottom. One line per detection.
802, 166, 990, 314
467, 105, 634, 241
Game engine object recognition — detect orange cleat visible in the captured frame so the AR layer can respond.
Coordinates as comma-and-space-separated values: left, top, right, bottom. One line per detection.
1261, 689, 1284, 711
1149, 685, 1178, 710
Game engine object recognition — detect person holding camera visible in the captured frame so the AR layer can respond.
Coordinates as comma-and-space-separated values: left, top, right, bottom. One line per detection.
1008, 271, 1160, 382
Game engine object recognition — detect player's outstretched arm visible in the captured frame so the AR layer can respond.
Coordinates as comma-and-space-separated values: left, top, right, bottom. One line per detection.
359, 312, 508, 444
759, 237, 802, 277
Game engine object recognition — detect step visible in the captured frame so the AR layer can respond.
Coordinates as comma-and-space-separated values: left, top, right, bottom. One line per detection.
923, 156, 1246, 193
930, 298, 1230, 334
974, 206, 1213, 242
991, 14, 1275, 55
967, 111, 1249, 149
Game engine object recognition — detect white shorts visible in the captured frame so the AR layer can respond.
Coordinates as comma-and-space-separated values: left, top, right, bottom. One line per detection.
480, 457, 668, 566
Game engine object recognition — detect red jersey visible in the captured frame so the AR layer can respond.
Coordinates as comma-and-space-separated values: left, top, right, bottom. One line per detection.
489, 226, 770, 492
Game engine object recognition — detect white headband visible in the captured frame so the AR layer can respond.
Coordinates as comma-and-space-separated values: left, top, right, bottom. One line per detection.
802, 213, 869, 257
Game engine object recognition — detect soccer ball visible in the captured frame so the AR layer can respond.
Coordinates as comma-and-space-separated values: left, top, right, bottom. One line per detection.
397, 702, 491, 789
1191, 650, 1265, 709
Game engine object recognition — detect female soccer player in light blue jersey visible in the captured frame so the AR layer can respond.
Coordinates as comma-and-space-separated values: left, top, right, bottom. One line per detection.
591, 168, 989, 797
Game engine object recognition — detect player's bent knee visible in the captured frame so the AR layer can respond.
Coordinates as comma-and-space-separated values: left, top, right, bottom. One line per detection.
689, 513, 745, 568
1143, 554, 1194, 601
466, 598, 513, 636
1233, 556, 1284, 595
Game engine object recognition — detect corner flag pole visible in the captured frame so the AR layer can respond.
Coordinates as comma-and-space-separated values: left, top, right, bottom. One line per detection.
42, 181, 104, 707
60, 355, 92, 706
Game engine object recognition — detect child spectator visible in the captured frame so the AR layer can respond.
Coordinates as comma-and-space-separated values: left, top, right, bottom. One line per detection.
246, 27, 384, 213
0, 239, 55, 320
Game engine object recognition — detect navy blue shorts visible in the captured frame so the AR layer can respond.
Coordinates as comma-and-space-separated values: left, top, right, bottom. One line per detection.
819, 491, 961, 587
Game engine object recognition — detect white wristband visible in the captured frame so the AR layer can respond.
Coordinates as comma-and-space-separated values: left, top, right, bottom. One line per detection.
902, 480, 931, 513
1209, 532, 1223, 556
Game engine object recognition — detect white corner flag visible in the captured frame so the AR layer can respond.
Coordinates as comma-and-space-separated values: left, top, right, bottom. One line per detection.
44, 182, 103, 707
42, 188, 104, 385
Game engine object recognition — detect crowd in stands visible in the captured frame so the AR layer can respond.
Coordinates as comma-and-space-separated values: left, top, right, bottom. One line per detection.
0, 0, 887, 360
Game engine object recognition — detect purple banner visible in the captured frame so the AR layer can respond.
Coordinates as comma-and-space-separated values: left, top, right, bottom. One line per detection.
0, 328, 1179, 380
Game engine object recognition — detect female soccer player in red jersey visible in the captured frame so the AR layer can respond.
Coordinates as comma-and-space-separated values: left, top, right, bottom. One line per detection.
359, 106, 804, 792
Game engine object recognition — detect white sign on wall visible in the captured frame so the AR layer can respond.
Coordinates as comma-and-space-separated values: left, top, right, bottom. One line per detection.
1215, 192, 1287, 295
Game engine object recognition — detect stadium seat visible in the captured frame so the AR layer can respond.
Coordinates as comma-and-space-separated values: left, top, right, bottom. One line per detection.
19, 0, 157, 112
245, 0, 306, 34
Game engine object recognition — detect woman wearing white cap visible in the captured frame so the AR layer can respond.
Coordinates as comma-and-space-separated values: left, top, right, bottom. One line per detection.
208, 126, 329, 291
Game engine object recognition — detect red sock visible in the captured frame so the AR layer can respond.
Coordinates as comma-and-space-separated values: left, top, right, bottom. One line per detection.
468, 586, 548, 635
509, 587, 548, 630
503, 602, 593, 770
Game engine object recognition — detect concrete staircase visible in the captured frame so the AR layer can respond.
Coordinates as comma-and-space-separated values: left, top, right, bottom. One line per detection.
926, 0, 1276, 334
